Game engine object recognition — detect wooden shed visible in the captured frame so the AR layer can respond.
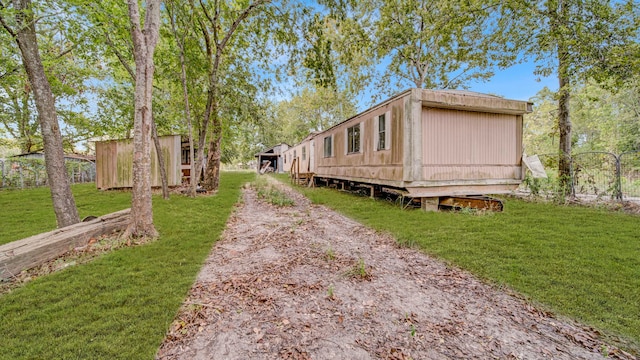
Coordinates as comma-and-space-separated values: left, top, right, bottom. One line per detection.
95, 135, 182, 190
284, 88, 532, 208
255, 143, 290, 174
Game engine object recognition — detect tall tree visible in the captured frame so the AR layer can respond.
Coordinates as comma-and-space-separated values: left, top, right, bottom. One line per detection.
74, 0, 171, 199
189, 0, 270, 192
315, 0, 507, 102
501, 0, 639, 189
374, 0, 504, 91
124, 0, 161, 238
0, 0, 79, 227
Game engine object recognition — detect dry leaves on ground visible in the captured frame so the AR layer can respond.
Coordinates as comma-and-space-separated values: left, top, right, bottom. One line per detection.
157, 179, 635, 360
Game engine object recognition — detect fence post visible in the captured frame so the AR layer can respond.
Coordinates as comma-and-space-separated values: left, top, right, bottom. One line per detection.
615, 154, 623, 200
569, 155, 576, 199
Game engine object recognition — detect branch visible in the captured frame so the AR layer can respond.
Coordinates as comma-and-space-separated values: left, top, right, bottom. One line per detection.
0, 65, 20, 80
198, 0, 214, 26
190, 0, 212, 61
218, 0, 269, 53
0, 0, 17, 37
104, 31, 135, 80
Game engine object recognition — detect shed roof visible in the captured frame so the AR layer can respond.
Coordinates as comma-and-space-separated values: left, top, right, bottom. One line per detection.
254, 143, 290, 157
10, 152, 95, 162
419, 88, 533, 115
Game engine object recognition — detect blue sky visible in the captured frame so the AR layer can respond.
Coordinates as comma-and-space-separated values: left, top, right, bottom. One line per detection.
344, 60, 559, 112
467, 62, 557, 102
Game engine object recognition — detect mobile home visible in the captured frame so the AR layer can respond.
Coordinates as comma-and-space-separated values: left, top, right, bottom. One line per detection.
284, 88, 532, 209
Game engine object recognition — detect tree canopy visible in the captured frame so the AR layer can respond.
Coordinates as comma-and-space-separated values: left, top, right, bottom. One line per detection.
0, 0, 638, 198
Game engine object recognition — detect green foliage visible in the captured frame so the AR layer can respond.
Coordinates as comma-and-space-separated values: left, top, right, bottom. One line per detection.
501, 0, 638, 83
522, 173, 572, 204
290, 183, 640, 351
503, 0, 639, 179
0, 172, 254, 359
315, 0, 514, 100
327, 283, 335, 298
525, 80, 640, 155
374, 0, 503, 91
325, 246, 336, 261
257, 86, 357, 150
0, 0, 108, 153
302, 13, 337, 89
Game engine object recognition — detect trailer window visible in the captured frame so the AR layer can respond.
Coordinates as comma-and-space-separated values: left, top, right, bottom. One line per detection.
324, 136, 333, 157
347, 124, 360, 153
377, 114, 386, 150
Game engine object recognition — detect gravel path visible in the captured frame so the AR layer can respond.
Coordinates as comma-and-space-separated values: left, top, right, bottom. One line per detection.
156, 179, 633, 360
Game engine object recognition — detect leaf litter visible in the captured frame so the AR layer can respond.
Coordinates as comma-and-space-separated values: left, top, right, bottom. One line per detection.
156, 178, 636, 360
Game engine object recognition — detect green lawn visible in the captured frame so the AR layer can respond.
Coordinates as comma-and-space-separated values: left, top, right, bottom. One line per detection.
1, 173, 638, 357
280, 176, 640, 352
0, 184, 132, 245
0, 172, 254, 359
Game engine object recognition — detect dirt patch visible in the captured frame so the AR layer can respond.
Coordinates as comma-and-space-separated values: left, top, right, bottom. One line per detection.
157, 179, 635, 360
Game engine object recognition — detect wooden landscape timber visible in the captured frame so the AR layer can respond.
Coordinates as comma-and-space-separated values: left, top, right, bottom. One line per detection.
283, 88, 532, 211
0, 209, 130, 279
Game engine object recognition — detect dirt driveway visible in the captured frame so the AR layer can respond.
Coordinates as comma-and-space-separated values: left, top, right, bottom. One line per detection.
157, 179, 633, 360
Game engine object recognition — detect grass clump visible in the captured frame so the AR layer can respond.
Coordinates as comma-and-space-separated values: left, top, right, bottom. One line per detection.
325, 247, 336, 261
252, 176, 294, 207
287, 182, 640, 352
0, 172, 254, 360
345, 258, 371, 280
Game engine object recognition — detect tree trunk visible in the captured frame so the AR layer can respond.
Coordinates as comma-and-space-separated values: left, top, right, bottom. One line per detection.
203, 119, 222, 191
9, 0, 79, 228
168, 5, 197, 197
557, 71, 572, 192
556, 0, 573, 196
125, 0, 161, 238
194, 86, 216, 189
151, 120, 169, 200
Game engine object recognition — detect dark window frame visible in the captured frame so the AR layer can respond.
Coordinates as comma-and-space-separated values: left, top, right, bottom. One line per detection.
324, 135, 333, 157
377, 114, 386, 150
347, 124, 361, 154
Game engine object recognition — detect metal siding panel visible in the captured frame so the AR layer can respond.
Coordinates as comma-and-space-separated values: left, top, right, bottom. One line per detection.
421, 108, 519, 182
422, 109, 517, 166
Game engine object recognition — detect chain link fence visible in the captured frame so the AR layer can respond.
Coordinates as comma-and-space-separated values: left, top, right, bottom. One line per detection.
0, 158, 96, 190
521, 151, 640, 201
